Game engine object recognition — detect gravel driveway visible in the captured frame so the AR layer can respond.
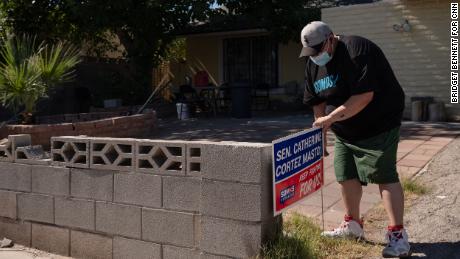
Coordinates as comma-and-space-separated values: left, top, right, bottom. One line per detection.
405, 137, 460, 258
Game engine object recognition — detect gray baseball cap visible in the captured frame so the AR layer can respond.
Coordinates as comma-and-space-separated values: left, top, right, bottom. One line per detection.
299, 21, 333, 58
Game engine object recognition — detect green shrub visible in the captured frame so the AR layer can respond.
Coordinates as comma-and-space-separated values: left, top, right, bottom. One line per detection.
0, 33, 81, 122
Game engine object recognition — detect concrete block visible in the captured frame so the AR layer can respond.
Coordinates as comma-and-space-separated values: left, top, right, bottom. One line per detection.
17, 193, 54, 224
71, 168, 113, 201
0, 139, 13, 162
55, 197, 95, 230
135, 139, 186, 176
51, 136, 90, 168
0, 218, 31, 246
9, 134, 32, 147
15, 145, 51, 166
198, 141, 272, 183
201, 216, 261, 258
114, 173, 161, 208
163, 245, 200, 259
15, 157, 52, 166
31, 223, 70, 256
113, 237, 161, 259
90, 138, 136, 171
201, 179, 262, 221
0, 190, 17, 219
96, 202, 141, 238
185, 143, 203, 177
163, 176, 201, 212
142, 208, 195, 247
31, 165, 70, 196
9, 134, 32, 161
71, 230, 112, 259
0, 162, 32, 192
16, 146, 43, 159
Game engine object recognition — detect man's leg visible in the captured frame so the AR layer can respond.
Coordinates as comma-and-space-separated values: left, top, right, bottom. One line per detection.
340, 179, 363, 221
379, 182, 404, 226
380, 181, 410, 257
321, 178, 364, 238
321, 137, 364, 239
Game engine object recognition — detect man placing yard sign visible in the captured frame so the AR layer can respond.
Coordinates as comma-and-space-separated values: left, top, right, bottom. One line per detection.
299, 21, 409, 258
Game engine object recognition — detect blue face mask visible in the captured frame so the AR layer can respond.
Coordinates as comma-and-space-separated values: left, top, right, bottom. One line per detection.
310, 51, 332, 66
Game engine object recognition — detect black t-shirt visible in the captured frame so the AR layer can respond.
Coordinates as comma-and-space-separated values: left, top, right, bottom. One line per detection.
303, 35, 405, 142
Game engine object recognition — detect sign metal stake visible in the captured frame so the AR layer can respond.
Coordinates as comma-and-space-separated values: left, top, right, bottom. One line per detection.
320, 184, 325, 232
321, 127, 326, 232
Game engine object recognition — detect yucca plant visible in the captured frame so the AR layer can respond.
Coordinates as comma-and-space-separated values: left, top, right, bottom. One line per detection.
0, 33, 81, 123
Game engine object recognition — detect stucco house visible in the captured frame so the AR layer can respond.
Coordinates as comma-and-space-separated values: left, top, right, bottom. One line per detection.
171, 17, 313, 111
172, 0, 458, 120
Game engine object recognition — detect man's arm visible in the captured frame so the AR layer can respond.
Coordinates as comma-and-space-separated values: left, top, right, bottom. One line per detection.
313, 102, 326, 120
328, 91, 374, 122
313, 91, 374, 128
312, 102, 330, 156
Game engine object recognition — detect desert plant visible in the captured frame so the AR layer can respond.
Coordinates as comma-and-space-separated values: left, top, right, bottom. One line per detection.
0, 33, 81, 123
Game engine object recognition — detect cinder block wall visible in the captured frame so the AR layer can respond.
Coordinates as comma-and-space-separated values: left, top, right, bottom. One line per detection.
0, 112, 157, 149
0, 136, 279, 259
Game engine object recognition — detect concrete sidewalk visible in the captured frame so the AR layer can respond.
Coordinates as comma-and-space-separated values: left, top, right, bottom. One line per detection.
0, 244, 70, 259
287, 122, 460, 228
153, 114, 460, 227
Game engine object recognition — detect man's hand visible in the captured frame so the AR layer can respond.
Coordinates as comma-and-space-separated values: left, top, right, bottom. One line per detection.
312, 116, 332, 157
312, 102, 331, 157
313, 115, 334, 129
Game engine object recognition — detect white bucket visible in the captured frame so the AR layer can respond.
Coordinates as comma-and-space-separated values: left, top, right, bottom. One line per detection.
176, 103, 190, 120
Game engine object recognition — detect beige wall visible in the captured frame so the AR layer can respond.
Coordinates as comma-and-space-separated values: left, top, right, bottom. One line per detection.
175, 31, 305, 89
279, 41, 305, 86
323, 0, 458, 120
170, 35, 222, 86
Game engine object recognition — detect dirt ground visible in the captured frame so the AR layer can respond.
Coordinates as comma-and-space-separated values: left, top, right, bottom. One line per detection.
365, 137, 460, 259
0, 244, 70, 259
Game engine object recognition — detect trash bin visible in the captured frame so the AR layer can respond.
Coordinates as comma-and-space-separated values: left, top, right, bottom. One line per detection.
411, 96, 433, 121
231, 81, 252, 118
428, 102, 446, 122
176, 103, 190, 120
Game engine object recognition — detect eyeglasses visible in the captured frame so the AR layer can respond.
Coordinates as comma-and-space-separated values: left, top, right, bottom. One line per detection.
310, 39, 328, 56
311, 42, 325, 53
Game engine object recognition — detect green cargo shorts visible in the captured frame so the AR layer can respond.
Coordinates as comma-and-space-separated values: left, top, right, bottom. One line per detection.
334, 127, 400, 185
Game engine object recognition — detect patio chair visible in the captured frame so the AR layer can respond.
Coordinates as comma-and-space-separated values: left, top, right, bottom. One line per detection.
215, 83, 231, 114
176, 84, 212, 117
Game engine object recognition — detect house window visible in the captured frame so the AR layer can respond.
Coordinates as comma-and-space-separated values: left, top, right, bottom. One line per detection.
223, 36, 278, 88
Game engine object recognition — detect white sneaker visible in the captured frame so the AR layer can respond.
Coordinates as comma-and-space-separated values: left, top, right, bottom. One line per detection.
382, 229, 411, 258
321, 219, 364, 239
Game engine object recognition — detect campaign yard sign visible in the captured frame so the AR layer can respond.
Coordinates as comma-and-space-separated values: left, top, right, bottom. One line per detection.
272, 127, 324, 216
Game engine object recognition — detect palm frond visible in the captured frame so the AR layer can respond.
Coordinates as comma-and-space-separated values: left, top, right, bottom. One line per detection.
37, 41, 82, 88
0, 33, 81, 114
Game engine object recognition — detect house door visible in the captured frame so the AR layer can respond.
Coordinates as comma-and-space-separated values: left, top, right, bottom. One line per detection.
223, 36, 278, 88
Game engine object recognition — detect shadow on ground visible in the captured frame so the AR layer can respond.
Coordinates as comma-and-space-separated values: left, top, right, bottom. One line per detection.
150, 114, 314, 143
409, 241, 460, 259
150, 113, 460, 143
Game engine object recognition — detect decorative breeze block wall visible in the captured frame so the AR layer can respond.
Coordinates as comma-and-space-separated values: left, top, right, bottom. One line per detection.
135, 139, 186, 176
0, 135, 279, 259
51, 136, 90, 168
90, 138, 135, 171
